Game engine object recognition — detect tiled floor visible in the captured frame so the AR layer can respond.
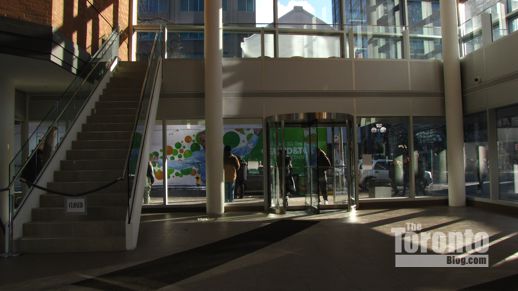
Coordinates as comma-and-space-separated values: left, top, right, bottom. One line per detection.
0, 206, 517, 290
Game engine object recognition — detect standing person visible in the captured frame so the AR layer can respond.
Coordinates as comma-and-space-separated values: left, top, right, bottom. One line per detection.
317, 148, 331, 205
224, 146, 240, 203
143, 161, 155, 204
234, 156, 247, 199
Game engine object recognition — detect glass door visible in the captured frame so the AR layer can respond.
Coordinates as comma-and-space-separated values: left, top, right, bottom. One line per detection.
265, 113, 356, 214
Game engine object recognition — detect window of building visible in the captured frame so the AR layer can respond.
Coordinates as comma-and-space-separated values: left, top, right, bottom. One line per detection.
413, 117, 447, 197
464, 112, 489, 198
138, 0, 170, 23
180, 0, 204, 12
508, 0, 518, 12
496, 105, 518, 202
357, 117, 410, 199
238, 0, 255, 12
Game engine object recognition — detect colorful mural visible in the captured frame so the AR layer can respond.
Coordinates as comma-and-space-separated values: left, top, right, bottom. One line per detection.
149, 124, 262, 186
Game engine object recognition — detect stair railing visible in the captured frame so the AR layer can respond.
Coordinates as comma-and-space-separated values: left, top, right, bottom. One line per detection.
122, 27, 164, 224
1, 29, 120, 256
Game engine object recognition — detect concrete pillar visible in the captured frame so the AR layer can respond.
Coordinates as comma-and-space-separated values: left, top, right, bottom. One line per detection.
0, 79, 15, 228
204, 0, 224, 217
440, 0, 466, 206
480, 13, 492, 46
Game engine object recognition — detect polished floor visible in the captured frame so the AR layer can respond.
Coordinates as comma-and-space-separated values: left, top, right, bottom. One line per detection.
1, 206, 518, 290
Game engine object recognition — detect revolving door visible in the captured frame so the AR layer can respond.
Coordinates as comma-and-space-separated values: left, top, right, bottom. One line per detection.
265, 113, 356, 214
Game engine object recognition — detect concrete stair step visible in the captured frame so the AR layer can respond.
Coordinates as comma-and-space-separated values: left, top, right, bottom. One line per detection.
23, 221, 125, 238
82, 122, 133, 132
72, 140, 129, 150
54, 169, 122, 182
66, 149, 128, 160
61, 159, 125, 170
99, 94, 140, 101
46, 181, 128, 194
87, 114, 135, 123
103, 87, 141, 95
32, 206, 127, 221
78, 131, 132, 140
116, 62, 147, 73
40, 193, 127, 207
95, 100, 139, 109
92, 107, 137, 115
19, 236, 126, 253
107, 78, 145, 88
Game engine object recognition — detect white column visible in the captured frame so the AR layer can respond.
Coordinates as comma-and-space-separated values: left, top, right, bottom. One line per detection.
0, 79, 15, 228
440, 0, 465, 206
204, 0, 224, 217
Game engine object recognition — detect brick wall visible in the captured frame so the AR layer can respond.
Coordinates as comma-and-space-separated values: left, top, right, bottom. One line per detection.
1, 0, 132, 61
52, 0, 130, 60
0, 0, 52, 26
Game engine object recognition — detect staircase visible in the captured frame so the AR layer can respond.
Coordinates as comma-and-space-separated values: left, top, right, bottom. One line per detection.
19, 62, 147, 253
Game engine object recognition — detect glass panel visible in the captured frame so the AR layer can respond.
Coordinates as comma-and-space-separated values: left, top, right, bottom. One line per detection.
223, 32, 265, 58
510, 0, 518, 12
345, 0, 403, 27
497, 105, 518, 202
509, 16, 518, 33
137, 31, 157, 61
407, 0, 441, 59
166, 122, 206, 204
12, 31, 120, 211
167, 31, 204, 59
331, 126, 350, 205
352, 26, 403, 59
239, 32, 275, 58
278, 34, 341, 58
357, 117, 409, 199
413, 117, 448, 196
277, 0, 340, 29
268, 121, 281, 211
464, 112, 489, 198
146, 123, 165, 205
306, 125, 320, 210
224, 123, 264, 201
461, 33, 483, 56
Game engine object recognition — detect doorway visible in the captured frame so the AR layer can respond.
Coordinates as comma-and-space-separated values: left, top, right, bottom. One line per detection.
265, 113, 356, 214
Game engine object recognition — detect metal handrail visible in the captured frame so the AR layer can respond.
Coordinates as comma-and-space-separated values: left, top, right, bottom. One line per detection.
7, 30, 119, 190
122, 26, 163, 223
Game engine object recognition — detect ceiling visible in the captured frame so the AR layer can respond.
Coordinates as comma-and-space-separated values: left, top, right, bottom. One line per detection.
0, 53, 75, 94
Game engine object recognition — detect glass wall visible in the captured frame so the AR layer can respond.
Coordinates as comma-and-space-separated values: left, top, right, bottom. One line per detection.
146, 120, 264, 205
497, 105, 518, 202
135, 0, 444, 60
136, 32, 158, 61
357, 117, 409, 198
167, 32, 204, 59
464, 112, 489, 198
413, 117, 447, 196
407, 0, 441, 59
277, 0, 339, 29
278, 34, 341, 58
458, 0, 516, 56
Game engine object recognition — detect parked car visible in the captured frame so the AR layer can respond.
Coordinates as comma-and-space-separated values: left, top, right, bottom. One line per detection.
359, 159, 432, 190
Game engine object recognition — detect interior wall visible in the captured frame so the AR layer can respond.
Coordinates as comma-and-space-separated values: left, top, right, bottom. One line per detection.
158, 58, 445, 119
461, 30, 518, 114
